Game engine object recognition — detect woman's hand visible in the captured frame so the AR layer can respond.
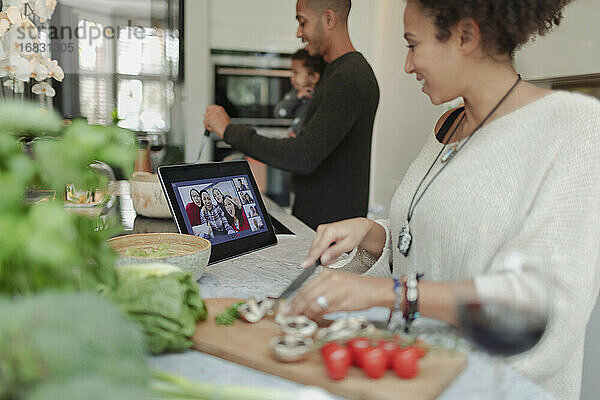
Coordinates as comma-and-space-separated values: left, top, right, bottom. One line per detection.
285, 269, 394, 320
301, 218, 385, 268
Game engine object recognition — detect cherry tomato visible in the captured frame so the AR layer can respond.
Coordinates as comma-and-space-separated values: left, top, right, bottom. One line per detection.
393, 347, 419, 379
362, 347, 387, 379
320, 342, 340, 358
347, 337, 371, 367
322, 344, 351, 380
411, 345, 427, 359
377, 340, 401, 369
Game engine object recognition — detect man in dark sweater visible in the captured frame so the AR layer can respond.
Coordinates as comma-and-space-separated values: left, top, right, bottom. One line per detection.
204, 0, 379, 230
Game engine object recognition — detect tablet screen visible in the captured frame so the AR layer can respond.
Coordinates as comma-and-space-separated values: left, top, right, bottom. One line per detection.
158, 161, 278, 265
172, 175, 267, 246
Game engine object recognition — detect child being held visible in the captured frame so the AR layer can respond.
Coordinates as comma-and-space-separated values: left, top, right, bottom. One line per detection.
274, 49, 326, 138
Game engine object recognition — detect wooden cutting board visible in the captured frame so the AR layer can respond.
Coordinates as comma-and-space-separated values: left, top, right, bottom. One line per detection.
192, 298, 467, 400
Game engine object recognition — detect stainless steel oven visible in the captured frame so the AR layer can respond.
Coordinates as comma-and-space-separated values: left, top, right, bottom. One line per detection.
212, 50, 293, 127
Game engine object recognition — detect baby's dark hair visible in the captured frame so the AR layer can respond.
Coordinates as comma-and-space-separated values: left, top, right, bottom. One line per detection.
291, 49, 326, 75
411, 0, 572, 58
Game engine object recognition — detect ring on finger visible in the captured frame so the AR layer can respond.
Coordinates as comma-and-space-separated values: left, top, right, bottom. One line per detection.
316, 295, 329, 310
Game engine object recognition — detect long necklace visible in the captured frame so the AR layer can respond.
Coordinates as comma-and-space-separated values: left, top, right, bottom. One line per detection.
398, 75, 522, 257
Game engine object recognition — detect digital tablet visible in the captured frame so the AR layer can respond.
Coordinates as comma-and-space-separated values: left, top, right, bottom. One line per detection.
158, 161, 277, 264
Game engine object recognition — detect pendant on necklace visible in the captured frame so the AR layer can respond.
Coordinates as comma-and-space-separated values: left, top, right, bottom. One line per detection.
440, 145, 457, 163
398, 220, 412, 257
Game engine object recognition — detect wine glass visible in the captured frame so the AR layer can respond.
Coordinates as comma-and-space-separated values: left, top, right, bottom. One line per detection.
456, 252, 551, 399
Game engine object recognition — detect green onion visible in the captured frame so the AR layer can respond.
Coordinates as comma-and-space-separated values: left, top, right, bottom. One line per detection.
151, 371, 291, 400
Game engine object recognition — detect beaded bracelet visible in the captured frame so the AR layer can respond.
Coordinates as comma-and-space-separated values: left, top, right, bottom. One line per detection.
402, 272, 424, 333
386, 278, 402, 329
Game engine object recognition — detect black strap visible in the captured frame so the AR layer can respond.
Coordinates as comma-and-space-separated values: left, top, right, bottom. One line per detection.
435, 106, 465, 143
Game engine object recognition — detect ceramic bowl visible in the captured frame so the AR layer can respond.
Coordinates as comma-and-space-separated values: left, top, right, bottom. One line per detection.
129, 172, 172, 218
108, 233, 211, 282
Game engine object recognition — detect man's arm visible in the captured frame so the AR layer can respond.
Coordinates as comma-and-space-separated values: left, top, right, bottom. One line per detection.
222, 77, 364, 175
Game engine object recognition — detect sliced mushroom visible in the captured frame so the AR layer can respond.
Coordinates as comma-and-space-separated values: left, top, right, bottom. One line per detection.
270, 335, 314, 363
258, 297, 277, 316
238, 297, 266, 323
280, 315, 318, 337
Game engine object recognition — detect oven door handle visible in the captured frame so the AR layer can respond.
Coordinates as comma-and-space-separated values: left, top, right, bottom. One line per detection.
216, 67, 291, 78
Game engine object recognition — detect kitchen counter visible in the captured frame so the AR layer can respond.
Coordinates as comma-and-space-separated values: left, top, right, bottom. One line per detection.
111, 183, 555, 399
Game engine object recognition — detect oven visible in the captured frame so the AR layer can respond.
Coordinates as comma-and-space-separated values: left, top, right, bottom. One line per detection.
212, 50, 293, 127
211, 50, 295, 207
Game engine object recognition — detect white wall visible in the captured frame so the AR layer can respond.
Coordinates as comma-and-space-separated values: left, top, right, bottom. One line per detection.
515, 0, 600, 79
367, 1, 445, 217
182, 0, 211, 163
209, 0, 376, 60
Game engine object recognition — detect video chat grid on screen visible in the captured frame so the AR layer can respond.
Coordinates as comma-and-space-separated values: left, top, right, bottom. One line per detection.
172, 175, 267, 246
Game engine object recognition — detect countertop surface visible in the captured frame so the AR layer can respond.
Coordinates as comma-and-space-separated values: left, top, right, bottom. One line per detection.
111, 182, 554, 400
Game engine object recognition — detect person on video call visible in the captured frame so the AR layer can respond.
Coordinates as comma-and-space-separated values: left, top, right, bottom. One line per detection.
223, 195, 251, 232
204, 0, 380, 230
198, 190, 235, 237
185, 188, 203, 227
274, 48, 326, 138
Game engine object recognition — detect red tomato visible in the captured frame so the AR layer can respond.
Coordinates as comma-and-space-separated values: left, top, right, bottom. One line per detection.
393, 348, 419, 379
411, 345, 427, 359
320, 342, 340, 358
362, 347, 387, 379
347, 337, 371, 367
322, 345, 351, 381
377, 340, 400, 369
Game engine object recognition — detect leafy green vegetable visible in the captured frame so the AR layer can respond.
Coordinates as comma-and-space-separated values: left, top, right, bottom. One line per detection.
107, 263, 208, 354
216, 302, 245, 326
0, 292, 151, 400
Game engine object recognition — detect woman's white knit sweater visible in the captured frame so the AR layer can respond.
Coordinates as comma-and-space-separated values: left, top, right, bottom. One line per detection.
363, 91, 600, 400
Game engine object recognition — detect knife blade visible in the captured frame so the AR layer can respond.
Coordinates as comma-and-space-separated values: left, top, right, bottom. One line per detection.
277, 261, 320, 300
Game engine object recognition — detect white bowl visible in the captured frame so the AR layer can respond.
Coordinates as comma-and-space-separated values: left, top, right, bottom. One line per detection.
129, 172, 172, 219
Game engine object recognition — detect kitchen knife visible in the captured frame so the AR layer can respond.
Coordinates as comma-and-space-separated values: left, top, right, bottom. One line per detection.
277, 261, 320, 300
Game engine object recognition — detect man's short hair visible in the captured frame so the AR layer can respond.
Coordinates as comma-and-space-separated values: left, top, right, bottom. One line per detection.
307, 0, 351, 22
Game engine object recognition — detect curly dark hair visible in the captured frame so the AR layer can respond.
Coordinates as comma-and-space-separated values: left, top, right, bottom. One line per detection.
411, 0, 573, 57
292, 49, 327, 75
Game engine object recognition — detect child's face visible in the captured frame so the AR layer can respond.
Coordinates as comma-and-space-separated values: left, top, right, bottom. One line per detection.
291, 59, 318, 90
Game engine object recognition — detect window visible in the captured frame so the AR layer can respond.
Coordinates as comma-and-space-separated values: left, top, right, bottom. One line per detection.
77, 20, 177, 131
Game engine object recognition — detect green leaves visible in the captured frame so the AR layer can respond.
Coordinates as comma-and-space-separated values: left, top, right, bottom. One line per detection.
0, 101, 135, 296
34, 120, 136, 192
108, 265, 208, 354
0, 101, 63, 136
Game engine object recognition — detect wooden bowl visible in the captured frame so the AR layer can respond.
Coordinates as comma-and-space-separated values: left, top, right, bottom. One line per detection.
108, 233, 211, 281
129, 172, 172, 219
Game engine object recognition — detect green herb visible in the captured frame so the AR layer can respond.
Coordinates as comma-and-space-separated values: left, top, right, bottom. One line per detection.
107, 263, 208, 354
216, 302, 245, 326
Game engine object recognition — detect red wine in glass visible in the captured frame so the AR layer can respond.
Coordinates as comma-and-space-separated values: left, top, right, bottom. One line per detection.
458, 301, 548, 357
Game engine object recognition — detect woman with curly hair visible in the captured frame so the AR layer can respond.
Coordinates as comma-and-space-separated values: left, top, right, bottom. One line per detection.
287, 1, 599, 398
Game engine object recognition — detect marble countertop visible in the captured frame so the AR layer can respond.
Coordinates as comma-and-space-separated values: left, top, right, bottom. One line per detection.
112, 188, 554, 399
